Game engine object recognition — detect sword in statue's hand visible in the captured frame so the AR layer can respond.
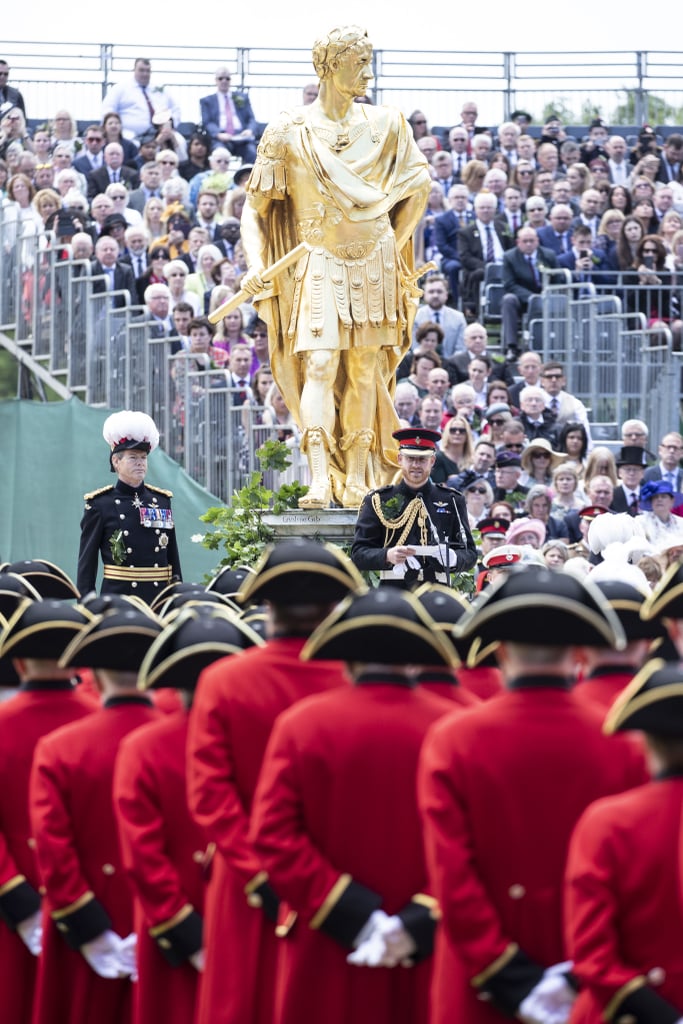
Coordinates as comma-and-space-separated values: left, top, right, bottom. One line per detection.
208, 242, 310, 324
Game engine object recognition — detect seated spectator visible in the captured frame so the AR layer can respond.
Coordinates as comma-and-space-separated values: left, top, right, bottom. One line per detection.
417, 135, 439, 163
511, 159, 536, 200
463, 477, 494, 527
447, 436, 497, 493
567, 162, 593, 198
90, 233, 136, 307
596, 208, 624, 266
223, 186, 246, 222
49, 109, 80, 153
414, 320, 444, 356
433, 184, 473, 304
210, 257, 238, 293
432, 415, 474, 483
518, 384, 559, 445
157, 203, 192, 259
413, 274, 466, 356
54, 167, 85, 200
457, 190, 509, 318
445, 321, 513, 387
121, 223, 151, 278
408, 348, 441, 398
86, 142, 138, 201
418, 395, 444, 433
501, 226, 558, 356
393, 381, 421, 427
171, 300, 194, 349
489, 499, 515, 522
152, 110, 187, 162
542, 540, 569, 568
638, 479, 683, 545
623, 234, 682, 348
584, 445, 618, 489
481, 402, 512, 447
127, 161, 163, 214
660, 210, 682, 256
492, 450, 528, 512
199, 65, 257, 163
621, 418, 650, 449
632, 194, 658, 235
520, 437, 563, 488
178, 130, 212, 183
408, 110, 436, 143
557, 420, 591, 478
551, 462, 585, 517
523, 485, 569, 541
466, 353, 492, 407
213, 306, 253, 365
524, 195, 549, 230
32, 188, 61, 231
536, 203, 574, 254
156, 148, 181, 184
32, 161, 55, 190
415, 180, 448, 266
163, 259, 200, 315
447, 382, 482, 438
426, 364, 450, 410
495, 185, 525, 240
611, 444, 648, 514
261, 382, 299, 442
4, 172, 44, 233
188, 147, 231, 207
135, 242, 170, 304
539, 361, 592, 442
105, 182, 142, 226
142, 196, 165, 241
0, 108, 31, 160
99, 212, 128, 253
185, 242, 223, 314
180, 225, 210, 273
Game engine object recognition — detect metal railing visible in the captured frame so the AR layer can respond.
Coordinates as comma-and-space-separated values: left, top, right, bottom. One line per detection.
3, 43, 683, 133
1, 210, 681, 500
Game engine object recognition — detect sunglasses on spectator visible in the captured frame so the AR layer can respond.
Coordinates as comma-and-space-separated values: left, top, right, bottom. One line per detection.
158, 159, 176, 165
542, 373, 563, 379
505, 443, 525, 450
217, 76, 231, 81
468, 487, 488, 494
488, 418, 506, 426
642, 247, 658, 254
449, 427, 467, 434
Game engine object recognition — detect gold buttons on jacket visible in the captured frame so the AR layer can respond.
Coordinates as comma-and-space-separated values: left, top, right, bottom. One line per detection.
27, 837, 36, 849
102, 863, 115, 875
648, 967, 666, 986
246, 893, 263, 908
508, 883, 526, 899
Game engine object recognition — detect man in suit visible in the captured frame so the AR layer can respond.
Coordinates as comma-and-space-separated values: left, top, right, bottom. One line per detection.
0, 60, 25, 117
413, 275, 466, 358
87, 143, 138, 201
200, 65, 257, 162
126, 162, 162, 213
517, 385, 559, 446
446, 126, 470, 178
501, 226, 557, 355
458, 192, 510, 318
445, 322, 514, 387
433, 184, 472, 307
655, 134, 683, 184
605, 134, 630, 185
611, 446, 648, 515
538, 361, 592, 442
90, 235, 136, 308
494, 186, 524, 241
536, 204, 574, 255
557, 224, 610, 285
432, 151, 456, 197
72, 124, 106, 176
643, 432, 683, 494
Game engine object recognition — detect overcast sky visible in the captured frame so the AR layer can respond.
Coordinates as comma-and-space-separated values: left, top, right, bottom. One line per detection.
9, 2, 656, 53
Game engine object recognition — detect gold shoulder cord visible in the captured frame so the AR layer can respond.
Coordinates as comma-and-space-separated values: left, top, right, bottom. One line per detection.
371, 494, 428, 547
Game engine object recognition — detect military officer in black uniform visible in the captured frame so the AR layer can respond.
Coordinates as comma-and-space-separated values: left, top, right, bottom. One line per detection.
77, 411, 182, 603
351, 428, 476, 588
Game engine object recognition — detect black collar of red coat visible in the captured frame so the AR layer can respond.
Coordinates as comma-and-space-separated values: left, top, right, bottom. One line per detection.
507, 674, 573, 691
354, 671, 416, 689
103, 695, 153, 708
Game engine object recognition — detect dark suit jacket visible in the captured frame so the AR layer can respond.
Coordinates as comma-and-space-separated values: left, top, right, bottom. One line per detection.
502, 245, 558, 305
86, 165, 139, 201
519, 410, 559, 446
445, 350, 515, 387
127, 187, 161, 214
199, 91, 256, 140
433, 210, 461, 266
643, 465, 683, 488
610, 484, 641, 515
73, 153, 103, 176
89, 260, 136, 308
536, 226, 572, 254
457, 221, 511, 275
655, 158, 683, 185
0, 85, 25, 115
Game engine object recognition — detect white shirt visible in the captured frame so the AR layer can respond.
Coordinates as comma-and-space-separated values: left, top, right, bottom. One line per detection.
101, 77, 181, 137
475, 219, 504, 262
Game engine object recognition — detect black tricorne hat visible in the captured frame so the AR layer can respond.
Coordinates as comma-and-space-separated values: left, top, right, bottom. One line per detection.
137, 606, 263, 690
237, 539, 364, 606
301, 587, 458, 667
593, 579, 664, 642
454, 566, 625, 664
154, 589, 239, 620
604, 659, 683, 736
58, 605, 163, 670
205, 565, 256, 598
0, 572, 43, 619
0, 559, 79, 600
0, 599, 94, 661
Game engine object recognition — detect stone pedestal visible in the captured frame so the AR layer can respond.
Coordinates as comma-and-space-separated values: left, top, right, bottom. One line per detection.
261, 507, 358, 545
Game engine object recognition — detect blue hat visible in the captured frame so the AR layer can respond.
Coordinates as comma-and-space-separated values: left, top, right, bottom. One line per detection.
640, 479, 675, 509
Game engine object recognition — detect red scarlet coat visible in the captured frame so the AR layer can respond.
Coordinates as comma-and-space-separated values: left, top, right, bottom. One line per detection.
418, 669, 481, 708
457, 665, 504, 700
30, 697, 160, 1024
249, 680, 452, 1024
571, 668, 635, 712
0, 682, 93, 1024
565, 780, 683, 1024
418, 682, 648, 1024
186, 637, 348, 1024
114, 711, 208, 1024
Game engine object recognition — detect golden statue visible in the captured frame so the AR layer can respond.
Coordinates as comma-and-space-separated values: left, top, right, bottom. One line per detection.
239, 25, 432, 508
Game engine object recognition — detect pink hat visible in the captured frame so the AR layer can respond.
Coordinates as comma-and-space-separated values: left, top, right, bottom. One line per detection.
505, 517, 546, 548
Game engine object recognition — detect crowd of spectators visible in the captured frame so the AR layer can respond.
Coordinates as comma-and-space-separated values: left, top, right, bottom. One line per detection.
1, 63, 683, 524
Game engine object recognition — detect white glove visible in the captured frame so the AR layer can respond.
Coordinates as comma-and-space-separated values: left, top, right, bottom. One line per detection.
348, 910, 391, 966
117, 932, 138, 982
190, 948, 206, 972
518, 962, 575, 1024
391, 556, 421, 578
16, 909, 42, 956
81, 930, 137, 979
422, 544, 458, 567
379, 914, 418, 965
347, 911, 417, 968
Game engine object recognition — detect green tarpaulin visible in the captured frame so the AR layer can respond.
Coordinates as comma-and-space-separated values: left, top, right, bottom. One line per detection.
0, 398, 223, 588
